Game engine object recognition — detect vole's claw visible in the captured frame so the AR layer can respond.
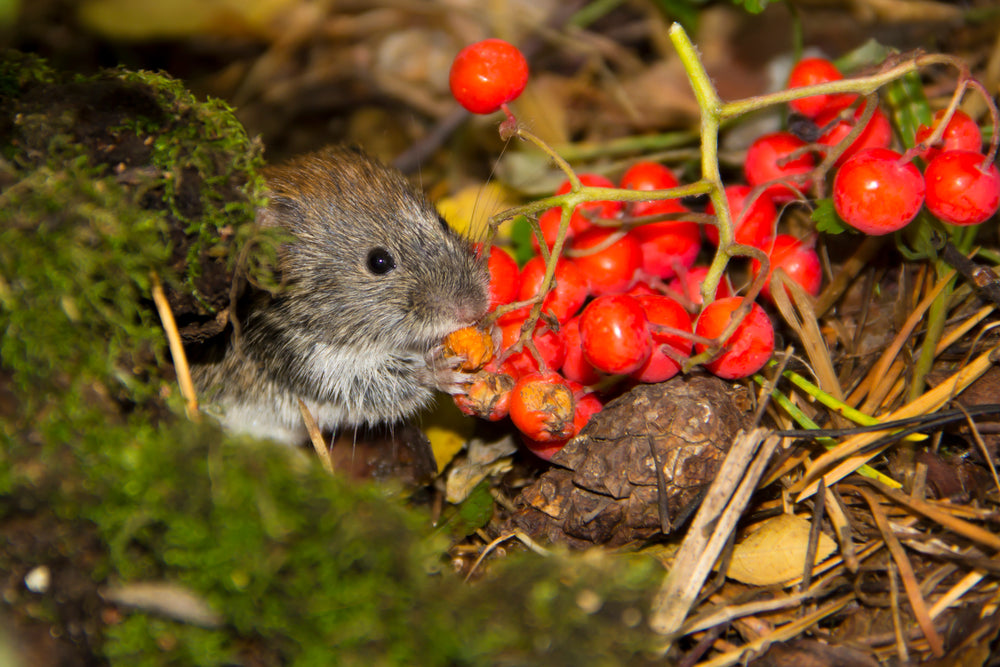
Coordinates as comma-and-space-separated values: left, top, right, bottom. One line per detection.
424, 346, 477, 394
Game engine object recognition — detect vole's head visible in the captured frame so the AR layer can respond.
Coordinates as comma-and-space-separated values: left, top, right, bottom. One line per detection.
258, 146, 489, 353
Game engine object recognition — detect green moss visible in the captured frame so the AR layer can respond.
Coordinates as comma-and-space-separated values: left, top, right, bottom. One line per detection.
4, 405, 664, 665
0, 52, 666, 666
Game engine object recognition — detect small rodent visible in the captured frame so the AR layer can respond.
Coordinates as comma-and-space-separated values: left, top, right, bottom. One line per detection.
191, 145, 490, 445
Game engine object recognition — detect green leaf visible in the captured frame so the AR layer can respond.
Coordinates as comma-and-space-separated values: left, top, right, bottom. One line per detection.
649, 0, 706, 29
812, 198, 850, 235
510, 214, 536, 265
884, 70, 933, 149
731, 0, 776, 14
453, 480, 495, 537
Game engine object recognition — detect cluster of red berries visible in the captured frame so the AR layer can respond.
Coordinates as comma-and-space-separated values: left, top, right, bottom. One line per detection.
453, 158, 784, 459
776, 57, 1000, 234
447, 42, 1000, 461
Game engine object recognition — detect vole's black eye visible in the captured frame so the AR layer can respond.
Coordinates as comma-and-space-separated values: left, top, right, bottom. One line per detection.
366, 247, 396, 275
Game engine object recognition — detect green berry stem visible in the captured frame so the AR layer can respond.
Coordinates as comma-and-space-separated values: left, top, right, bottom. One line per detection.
965, 78, 1000, 166
667, 23, 740, 308
749, 372, 900, 487
509, 124, 581, 191
907, 224, 978, 402
812, 94, 879, 187
719, 54, 966, 120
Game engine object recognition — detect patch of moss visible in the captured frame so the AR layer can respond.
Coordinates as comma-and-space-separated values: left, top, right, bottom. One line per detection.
0, 52, 667, 666
4, 404, 665, 666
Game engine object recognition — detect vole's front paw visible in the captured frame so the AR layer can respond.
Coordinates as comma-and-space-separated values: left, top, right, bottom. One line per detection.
424, 345, 477, 395
424, 325, 499, 394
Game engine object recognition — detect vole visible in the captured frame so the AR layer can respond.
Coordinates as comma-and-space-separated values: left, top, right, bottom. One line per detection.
191, 145, 490, 445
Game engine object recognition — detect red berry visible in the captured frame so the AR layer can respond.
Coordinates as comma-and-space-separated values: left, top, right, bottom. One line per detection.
630, 295, 692, 383
628, 194, 701, 280
509, 372, 576, 443
666, 266, 733, 308
833, 148, 925, 235
633, 219, 701, 280
571, 390, 604, 432
923, 150, 1000, 226
620, 161, 681, 217
916, 109, 983, 161
625, 281, 660, 298
499, 317, 566, 377
560, 315, 602, 385
569, 228, 643, 296
704, 184, 777, 249
752, 234, 822, 301
485, 246, 520, 311
520, 434, 565, 461
817, 101, 892, 167
556, 174, 623, 234
744, 131, 816, 201
449, 39, 529, 114
787, 57, 856, 119
508, 256, 589, 324
694, 297, 775, 380
579, 294, 652, 374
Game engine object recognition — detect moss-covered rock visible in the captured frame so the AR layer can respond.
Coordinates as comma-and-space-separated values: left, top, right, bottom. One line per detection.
0, 53, 665, 666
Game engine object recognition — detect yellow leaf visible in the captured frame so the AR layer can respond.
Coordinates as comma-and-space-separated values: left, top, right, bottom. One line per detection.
436, 182, 516, 242
727, 513, 837, 586
78, 0, 294, 39
423, 396, 476, 474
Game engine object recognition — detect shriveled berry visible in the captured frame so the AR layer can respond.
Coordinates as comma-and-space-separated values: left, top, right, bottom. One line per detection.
509, 372, 576, 443
521, 387, 604, 461
454, 364, 515, 421
442, 325, 496, 372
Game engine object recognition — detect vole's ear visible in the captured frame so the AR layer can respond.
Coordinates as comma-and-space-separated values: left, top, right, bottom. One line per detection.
255, 191, 300, 227
256, 204, 281, 229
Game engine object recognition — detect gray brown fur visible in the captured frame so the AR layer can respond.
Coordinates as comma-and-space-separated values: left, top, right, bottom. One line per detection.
191, 146, 489, 444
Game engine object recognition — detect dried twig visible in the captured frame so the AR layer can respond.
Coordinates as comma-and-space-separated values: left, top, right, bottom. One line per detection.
859, 487, 944, 657
150, 272, 199, 420
297, 399, 333, 474
793, 344, 998, 500
650, 430, 781, 639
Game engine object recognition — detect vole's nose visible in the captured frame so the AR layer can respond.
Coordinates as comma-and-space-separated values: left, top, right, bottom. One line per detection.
455, 294, 488, 324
